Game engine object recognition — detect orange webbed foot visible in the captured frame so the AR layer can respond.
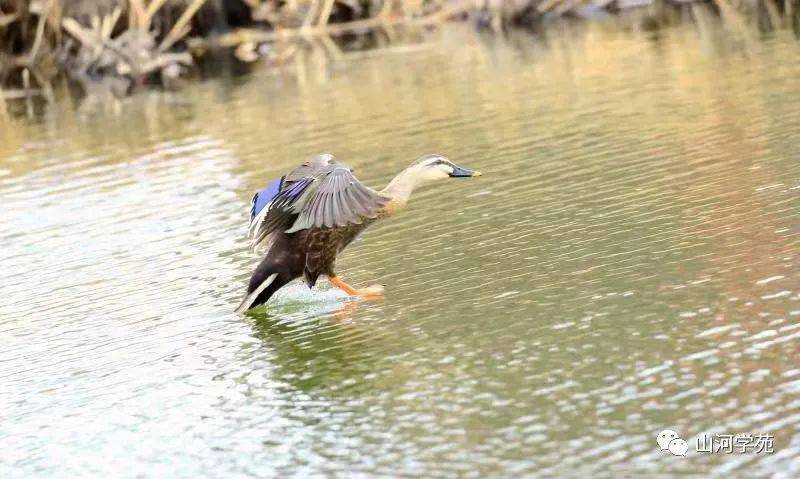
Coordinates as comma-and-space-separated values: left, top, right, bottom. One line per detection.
329, 276, 384, 299
355, 284, 384, 298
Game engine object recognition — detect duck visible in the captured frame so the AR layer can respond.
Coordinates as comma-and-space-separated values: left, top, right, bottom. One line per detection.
236, 153, 481, 312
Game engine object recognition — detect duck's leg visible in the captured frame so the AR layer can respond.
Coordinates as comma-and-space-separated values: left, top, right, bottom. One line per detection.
328, 275, 384, 298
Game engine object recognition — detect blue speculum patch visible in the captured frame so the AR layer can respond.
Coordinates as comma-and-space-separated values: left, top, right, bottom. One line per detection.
251, 177, 284, 220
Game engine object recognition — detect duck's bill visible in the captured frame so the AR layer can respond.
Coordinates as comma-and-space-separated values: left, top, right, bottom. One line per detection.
449, 164, 482, 177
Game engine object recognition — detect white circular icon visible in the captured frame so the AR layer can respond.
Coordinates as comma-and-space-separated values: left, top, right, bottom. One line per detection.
657, 430, 679, 450
668, 438, 689, 456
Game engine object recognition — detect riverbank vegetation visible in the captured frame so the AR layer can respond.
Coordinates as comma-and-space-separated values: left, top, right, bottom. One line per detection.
1, 0, 798, 117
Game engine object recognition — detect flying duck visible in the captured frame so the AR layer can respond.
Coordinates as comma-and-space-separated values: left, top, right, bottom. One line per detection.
237, 153, 481, 312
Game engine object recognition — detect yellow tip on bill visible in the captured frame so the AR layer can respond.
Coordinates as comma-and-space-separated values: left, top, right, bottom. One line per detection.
472, 171, 483, 177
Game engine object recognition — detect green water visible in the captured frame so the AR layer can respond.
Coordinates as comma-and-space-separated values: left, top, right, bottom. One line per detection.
2, 21, 799, 478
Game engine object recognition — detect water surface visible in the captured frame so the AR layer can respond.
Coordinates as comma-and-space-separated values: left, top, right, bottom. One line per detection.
2, 20, 800, 478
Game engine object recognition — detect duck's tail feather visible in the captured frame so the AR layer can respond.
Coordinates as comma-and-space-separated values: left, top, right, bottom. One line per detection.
236, 273, 278, 313
235, 269, 298, 313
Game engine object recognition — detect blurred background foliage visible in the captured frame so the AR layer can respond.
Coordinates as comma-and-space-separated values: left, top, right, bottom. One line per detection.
0, 0, 798, 117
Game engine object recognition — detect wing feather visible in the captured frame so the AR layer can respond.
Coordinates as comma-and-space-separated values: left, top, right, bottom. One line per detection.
251, 156, 387, 241
249, 154, 338, 251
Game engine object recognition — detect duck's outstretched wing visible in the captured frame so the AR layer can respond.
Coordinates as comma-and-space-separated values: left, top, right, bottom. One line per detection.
287, 165, 389, 232
252, 162, 388, 245
249, 154, 338, 251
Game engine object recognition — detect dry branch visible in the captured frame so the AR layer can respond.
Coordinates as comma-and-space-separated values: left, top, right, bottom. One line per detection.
128, 0, 146, 29
159, 0, 208, 52
0, 85, 8, 119
27, 0, 54, 65
0, 13, 19, 28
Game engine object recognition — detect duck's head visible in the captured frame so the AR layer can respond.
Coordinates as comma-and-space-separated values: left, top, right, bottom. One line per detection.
405, 154, 482, 183
381, 153, 482, 207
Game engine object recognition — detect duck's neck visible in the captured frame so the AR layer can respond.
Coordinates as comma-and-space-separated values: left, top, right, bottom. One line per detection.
380, 168, 419, 214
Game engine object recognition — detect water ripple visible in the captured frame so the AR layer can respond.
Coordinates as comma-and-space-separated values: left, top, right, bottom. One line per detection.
1, 21, 799, 479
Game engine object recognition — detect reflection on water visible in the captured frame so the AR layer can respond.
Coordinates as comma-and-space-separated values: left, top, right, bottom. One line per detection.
2, 21, 799, 478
